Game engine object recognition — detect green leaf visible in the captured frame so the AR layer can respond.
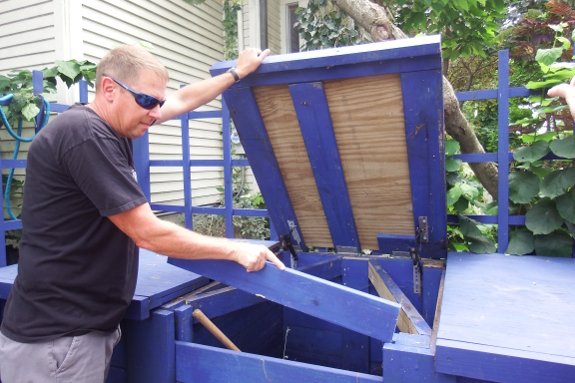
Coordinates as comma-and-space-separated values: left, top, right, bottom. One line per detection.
505, 228, 534, 255
459, 215, 496, 253
525, 198, 564, 235
520, 131, 556, 143
540, 167, 575, 199
445, 157, 462, 172
445, 140, 460, 156
535, 48, 563, 67
549, 136, 575, 159
21, 103, 39, 121
55, 60, 81, 80
447, 184, 463, 206
513, 141, 549, 162
453, 196, 469, 212
534, 230, 573, 257
446, 172, 462, 186
555, 189, 575, 223
508, 171, 540, 204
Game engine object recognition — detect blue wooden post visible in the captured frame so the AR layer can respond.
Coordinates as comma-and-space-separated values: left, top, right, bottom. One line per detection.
79, 79, 89, 103
222, 100, 234, 238
181, 109, 193, 230
125, 309, 176, 383
341, 258, 369, 373
133, 131, 151, 201
174, 305, 194, 342
497, 50, 510, 253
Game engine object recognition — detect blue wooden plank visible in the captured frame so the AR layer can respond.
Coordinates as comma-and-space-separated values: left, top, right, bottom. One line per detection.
125, 309, 175, 383
175, 342, 383, 383
283, 307, 343, 333
436, 339, 575, 383
341, 258, 369, 373
79, 80, 89, 103
377, 234, 416, 254
180, 110, 193, 230
133, 131, 151, 201
375, 257, 423, 314
297, 256, 342, 280
211, 35, 441, 81
1, 159, 27, 168
497, 50, 510, 253
447, 214, 526, 225
384, 334, 456, 383
284, 349, 343, 369
289, 82, 360, 250
174, 305, 193, 342
105, 366, 127, 383
187, 110, 222, 119
455, 86, 538, 102
223, 86, 305, 248
124, 295, 150, 320
222, 100, 234, 238
169, 257, 401, 341
400, 70, 447, 258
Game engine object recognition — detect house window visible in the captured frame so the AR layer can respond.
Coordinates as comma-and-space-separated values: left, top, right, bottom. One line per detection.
287, 4, 300, 53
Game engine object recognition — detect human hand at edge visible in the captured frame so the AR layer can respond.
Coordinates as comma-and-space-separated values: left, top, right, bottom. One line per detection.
234, 48, 270, 80
548, 77, 575, 119
233, 242, 285, 272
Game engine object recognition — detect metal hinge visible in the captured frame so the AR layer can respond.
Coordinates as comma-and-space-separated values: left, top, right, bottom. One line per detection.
417, 216, 429, 243
411, 249, 422, 295
336, 245, 360, 255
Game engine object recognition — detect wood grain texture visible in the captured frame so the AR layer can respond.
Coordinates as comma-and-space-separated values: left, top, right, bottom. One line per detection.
253, 85, 333, 247
324, 74, 414, 249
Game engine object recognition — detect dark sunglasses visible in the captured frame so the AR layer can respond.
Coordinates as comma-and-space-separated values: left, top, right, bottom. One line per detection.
104, 75, 165, 110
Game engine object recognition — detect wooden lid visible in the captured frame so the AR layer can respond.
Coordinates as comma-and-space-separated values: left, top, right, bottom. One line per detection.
211, 36, 447, 257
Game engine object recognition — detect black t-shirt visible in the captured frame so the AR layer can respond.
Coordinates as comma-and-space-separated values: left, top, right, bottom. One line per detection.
1, 103, 148, 343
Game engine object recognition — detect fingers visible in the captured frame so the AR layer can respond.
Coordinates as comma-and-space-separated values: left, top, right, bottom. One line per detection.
265, 249, 286, 270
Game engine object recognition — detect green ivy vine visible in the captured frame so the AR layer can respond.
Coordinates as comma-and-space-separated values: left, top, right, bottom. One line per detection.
223, 0, 242, 60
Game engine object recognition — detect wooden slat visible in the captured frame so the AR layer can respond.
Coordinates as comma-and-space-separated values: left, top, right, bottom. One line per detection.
253, 84, 332, 247
169, 257, 401, 341
368, 260, 431, 335
325, 74, 414, 250
176, 342, 384, 383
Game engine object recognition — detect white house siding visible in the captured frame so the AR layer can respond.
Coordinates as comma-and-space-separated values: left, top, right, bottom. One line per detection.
267, 0, 281, 54
0, 0, 58, 218
0, 0, 230, 215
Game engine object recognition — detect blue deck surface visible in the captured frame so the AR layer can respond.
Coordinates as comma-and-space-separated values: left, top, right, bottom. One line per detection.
0, 249, 209, 321
436, 252, 575, 382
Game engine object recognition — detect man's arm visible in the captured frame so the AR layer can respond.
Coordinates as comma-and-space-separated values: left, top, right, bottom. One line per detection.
548, 77, 575, 119
108, 203, 285, 272
156, 48, 270, 124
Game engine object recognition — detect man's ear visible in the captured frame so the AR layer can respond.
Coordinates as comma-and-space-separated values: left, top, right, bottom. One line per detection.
101, 77, 117, 103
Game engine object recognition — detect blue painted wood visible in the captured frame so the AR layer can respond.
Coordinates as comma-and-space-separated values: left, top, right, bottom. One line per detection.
283, 307, 343, 333
383, 333, 455, 383
79, 80, 89, 103
110, 330, 128, 369
169, 257, 401, 341
284, 349, 343, 369
175, 342, 383, 383
284, 324, 343, 358
368, 260, 431, 336
211, 35, 442, 83
437, 252, 575, 381
223, 86, 305, 248
436, 339, 575, 383
149, 159, 249, 167
125, 309, 175, 383
421, 259, 444, 327
447, 214, 526, 225
497, 50, 510, 253
297, 256, 342, 280
49, 103, 69, 113
374, 257, 423, 314
222, 100, 234, 238
377, 234, 416, 254
32, 70, 43, 95
133, 131, 151, 201
106, 366, 127, 383
341, 258, 369, 373
289, 82, 359, 250
455, 86, 537, 101
400, 70, 446, 258
1, 159, 27, 168
180, 107, 193, 230
174, 305, 193, 342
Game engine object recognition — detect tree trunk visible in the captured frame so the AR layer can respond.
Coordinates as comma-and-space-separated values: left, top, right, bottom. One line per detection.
332, 0, 500, 200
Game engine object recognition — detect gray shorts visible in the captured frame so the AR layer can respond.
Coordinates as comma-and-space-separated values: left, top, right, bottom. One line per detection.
0, 327, 121, 383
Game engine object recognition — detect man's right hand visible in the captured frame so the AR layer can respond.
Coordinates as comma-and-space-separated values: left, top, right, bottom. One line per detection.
233, 242, 285, 272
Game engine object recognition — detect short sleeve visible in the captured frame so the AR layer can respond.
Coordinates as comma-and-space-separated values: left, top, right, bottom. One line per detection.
62, 137, 147, 216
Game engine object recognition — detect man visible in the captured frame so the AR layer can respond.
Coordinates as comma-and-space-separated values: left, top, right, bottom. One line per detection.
0, 45, 284, 383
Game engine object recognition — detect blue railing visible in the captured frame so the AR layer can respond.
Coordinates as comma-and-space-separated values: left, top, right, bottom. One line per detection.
0, 49, 570, 265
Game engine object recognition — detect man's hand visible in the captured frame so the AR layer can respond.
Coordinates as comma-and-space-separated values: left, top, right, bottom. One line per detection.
234, 48, 270, 80
233, 242, 285, 272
